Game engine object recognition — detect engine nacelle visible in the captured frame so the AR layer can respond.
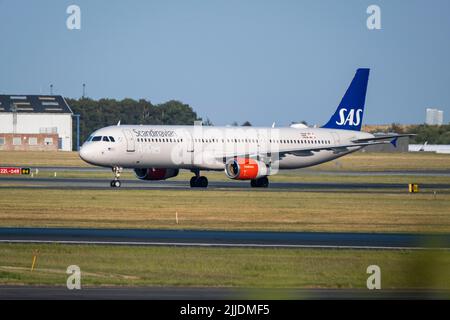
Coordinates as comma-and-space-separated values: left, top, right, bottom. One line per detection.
225, 158, 269, 180
134, 168, 179, 181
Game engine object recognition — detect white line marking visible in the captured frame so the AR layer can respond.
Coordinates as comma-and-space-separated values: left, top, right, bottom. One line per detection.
0, 240, 448, 250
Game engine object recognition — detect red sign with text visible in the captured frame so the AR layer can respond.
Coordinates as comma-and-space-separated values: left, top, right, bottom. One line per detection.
0, 167, 30, 175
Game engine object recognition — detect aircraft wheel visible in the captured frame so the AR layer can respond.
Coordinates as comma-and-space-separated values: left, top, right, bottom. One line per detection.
190, 176, 197, 188
190, 176, 208, 188
259, 176, 269, 188
111, 180, 121, 188
198, 176, 208, 188
251, 177, 269, 188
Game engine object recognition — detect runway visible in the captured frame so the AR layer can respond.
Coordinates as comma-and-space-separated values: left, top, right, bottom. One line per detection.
1, 286, 449, 300
1, 176, 450, 192
9, 166, 450, 176
1, 227, 449, 249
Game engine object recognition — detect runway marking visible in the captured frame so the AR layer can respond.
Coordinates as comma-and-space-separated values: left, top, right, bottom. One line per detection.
1, 239, 448, 250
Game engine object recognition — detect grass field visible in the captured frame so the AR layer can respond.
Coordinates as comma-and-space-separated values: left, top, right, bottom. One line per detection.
1, 243, 449, 289
1, 188, 449, 233
1, 150, 450, 171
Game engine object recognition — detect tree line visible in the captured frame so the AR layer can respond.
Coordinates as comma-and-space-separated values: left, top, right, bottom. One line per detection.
67, 98, 200, 149
385, 123, 450, 144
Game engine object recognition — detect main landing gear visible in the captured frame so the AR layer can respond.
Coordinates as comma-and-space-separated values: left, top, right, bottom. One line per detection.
190, 169, 208, 188
110, 166, 123, 188
250, 176, 269, 188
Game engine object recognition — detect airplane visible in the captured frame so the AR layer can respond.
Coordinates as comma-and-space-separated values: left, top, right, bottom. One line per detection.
79, 68, 413, 188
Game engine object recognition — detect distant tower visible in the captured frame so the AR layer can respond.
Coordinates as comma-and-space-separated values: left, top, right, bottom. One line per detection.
50, 84, 54, 95
426, 108, 444, 125
82, 83, 86, 98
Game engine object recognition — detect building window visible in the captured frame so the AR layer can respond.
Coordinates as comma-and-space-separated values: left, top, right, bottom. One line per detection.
0, 137, 4, 145
13, 137, 21, 145
44, 137, 53, 145
28, 137, 38, 145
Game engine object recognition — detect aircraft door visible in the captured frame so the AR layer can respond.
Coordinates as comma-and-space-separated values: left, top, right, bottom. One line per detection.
184, 132, 195, 165
123, 129, 136, 152
187, 134, 194, 153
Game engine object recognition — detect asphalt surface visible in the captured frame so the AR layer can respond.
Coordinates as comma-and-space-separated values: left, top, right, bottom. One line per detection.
2, 165, 449, 191
1, 176, 450, 192
1, 227, 449, 249
1, 286, 449, 300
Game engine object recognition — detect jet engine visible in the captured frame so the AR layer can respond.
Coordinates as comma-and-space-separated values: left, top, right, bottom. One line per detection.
134, 168, 179, 180
224, 158, 269, 180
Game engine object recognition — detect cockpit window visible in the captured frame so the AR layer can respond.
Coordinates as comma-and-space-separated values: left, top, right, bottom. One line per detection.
109, 136, 115, 142
91, 136, 102, 142
102, 136, 110, 142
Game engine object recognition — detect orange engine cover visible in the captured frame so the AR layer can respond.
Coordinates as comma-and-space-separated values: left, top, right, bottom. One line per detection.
225, 158, 268, 180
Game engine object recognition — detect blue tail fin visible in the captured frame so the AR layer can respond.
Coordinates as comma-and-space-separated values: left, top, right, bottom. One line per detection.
322, 68, 370, 131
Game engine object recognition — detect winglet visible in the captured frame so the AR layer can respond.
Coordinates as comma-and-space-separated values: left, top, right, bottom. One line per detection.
390, 137, 398, 147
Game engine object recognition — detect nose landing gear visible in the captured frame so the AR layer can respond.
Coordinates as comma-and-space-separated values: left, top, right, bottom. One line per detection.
110, 166, 123, 188
110, 180, 121, 188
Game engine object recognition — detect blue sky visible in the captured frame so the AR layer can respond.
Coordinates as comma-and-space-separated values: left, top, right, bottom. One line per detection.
0, 0, 449, 126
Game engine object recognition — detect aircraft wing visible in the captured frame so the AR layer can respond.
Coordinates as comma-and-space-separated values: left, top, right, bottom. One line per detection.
216, 140, 391, 161
279, 141, 390, 156
352, 134, 415, 143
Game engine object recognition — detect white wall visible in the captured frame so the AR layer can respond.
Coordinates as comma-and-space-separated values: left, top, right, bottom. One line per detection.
409, 144, 450, 154
0, 113, 72, 151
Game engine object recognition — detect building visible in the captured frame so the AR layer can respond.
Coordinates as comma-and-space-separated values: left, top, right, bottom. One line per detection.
409, 144, 450, 154
0, 133, 59, 151
426, 108, 444, 126
0, 95, 73, 151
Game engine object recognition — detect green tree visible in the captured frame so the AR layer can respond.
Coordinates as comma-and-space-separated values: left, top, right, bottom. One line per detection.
67, 97, 200, 150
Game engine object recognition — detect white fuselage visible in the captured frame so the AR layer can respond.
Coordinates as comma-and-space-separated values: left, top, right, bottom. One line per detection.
79, 125, 374, 172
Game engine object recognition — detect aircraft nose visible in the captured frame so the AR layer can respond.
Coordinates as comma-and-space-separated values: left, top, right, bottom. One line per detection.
79, 144, 96, 164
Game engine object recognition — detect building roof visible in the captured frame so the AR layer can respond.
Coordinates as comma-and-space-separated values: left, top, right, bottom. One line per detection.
0, 95, 73, 114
